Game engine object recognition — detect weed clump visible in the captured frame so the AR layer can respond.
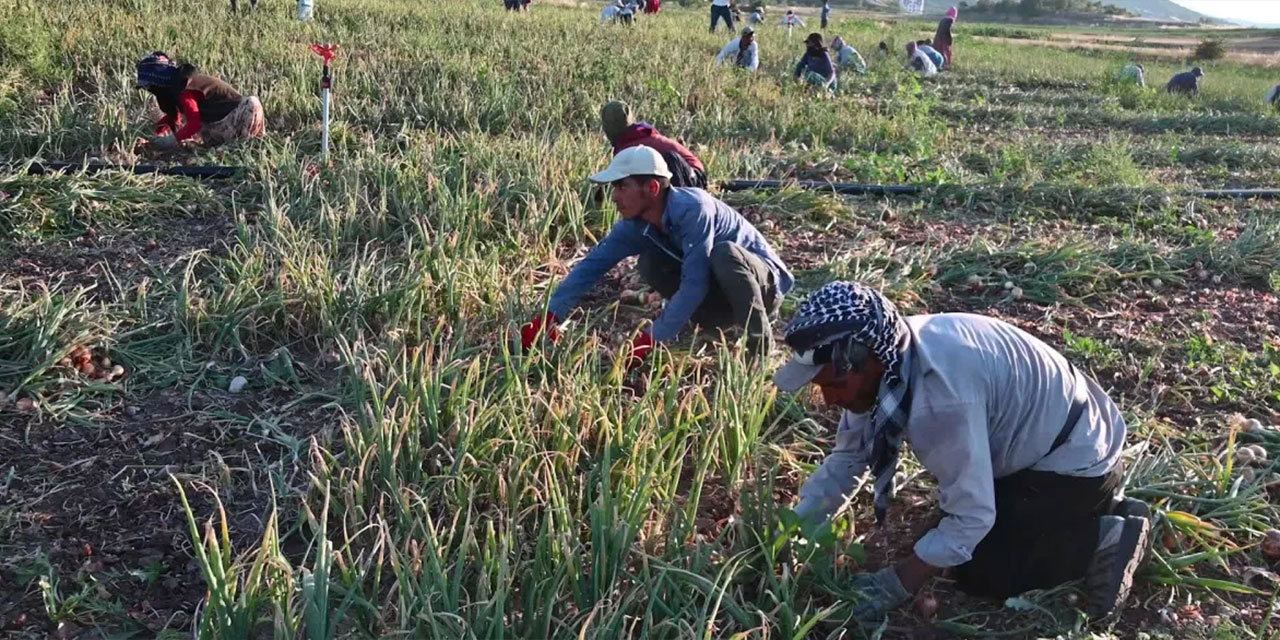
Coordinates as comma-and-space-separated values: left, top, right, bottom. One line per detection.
1193, 39, 1226, 61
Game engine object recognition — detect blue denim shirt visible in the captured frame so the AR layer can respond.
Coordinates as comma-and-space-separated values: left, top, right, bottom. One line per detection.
547, 187, 794, 342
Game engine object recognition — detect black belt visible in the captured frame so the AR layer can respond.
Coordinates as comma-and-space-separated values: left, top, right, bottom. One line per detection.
1047, 365, 1088, 456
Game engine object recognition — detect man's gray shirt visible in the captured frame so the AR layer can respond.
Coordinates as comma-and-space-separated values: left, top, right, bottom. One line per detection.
793, 313, 1126, 568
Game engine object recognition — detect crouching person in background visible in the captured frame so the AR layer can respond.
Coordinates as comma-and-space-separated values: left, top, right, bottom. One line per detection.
136, 52, 264, 150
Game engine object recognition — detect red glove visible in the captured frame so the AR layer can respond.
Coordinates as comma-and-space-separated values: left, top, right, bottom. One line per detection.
520, 312, 560, 351
624, 332, 654, 370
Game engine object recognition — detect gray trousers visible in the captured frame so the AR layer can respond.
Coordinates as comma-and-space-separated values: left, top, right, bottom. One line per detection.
637, 242, 780, 354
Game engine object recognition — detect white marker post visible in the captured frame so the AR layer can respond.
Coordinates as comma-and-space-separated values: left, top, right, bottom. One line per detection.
310, 44, 338, 163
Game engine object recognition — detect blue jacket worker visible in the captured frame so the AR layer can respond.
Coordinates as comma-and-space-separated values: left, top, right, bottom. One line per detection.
795, 33, 836, 90
520, 146, 794, 366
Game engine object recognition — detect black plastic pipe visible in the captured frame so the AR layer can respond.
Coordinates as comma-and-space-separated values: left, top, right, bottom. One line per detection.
7, 161, 243, 180
720, 179, 925, 196
719, 179, 1280, 200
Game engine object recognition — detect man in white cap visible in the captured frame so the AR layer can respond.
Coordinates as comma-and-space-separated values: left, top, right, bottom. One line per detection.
519, 146, 793, 365
716, 26, 761, 72
774, 281, 1150, 622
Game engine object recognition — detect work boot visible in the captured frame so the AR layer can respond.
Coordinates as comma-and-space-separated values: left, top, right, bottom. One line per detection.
1110, 497, 1152, 522
1086, 515, 1151, 619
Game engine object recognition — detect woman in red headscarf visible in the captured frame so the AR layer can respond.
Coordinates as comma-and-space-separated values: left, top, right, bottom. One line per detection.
934, 6, 957, 67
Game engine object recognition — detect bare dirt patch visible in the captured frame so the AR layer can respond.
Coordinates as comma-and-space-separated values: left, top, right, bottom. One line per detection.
0, 388, 337, 636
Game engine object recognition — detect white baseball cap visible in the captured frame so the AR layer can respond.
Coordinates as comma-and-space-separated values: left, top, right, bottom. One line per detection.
589, 145, 673, 184
773, 347, 827, 392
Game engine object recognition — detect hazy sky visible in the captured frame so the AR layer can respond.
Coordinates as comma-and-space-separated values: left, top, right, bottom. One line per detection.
1170, 1, 1280, 26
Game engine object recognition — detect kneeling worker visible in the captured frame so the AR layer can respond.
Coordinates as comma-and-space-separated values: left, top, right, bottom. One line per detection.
136, 52, 264, 150
774, 282, 1150, 621
521, 147, 793, 364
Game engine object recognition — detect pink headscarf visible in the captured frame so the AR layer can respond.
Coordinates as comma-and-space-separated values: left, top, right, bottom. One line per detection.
945, 6, 958, 19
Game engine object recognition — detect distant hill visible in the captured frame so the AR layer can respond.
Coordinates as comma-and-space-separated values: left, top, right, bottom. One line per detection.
1098, 0, 1209, 22
876, 0, 1217, 23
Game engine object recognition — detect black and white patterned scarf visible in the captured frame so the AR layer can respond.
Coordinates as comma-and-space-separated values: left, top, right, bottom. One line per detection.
784, 282, 914, 521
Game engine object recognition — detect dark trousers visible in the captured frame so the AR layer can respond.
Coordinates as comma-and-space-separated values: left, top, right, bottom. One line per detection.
953, 467, 1121, 598
637, 243, 779, 353
709, 5, 733, 32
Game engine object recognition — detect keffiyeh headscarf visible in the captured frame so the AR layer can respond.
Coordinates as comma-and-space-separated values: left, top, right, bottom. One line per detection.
783, 282, 915, 521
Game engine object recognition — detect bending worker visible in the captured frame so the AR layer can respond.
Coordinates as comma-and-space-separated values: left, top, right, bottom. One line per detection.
775, 282, 1151, 622
136, 52, 264, 150
830, 36, 867, 75
1117, 62, 1145, 88
1166, 67, 1204, 95
601, 101, 707, 188
520, 146, 793, 363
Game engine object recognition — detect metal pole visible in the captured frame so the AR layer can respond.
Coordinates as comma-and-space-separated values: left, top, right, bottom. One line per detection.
310, 44, 339, 164
321, 63, 331, 162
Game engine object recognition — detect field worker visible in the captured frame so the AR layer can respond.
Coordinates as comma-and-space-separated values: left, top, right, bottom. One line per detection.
135, 52, 264, 150
748, 7, 764, 24
710, 0, 734, 33
1166, 67, 1203, 95
619, 0, 637, 25
775, 282, 1151, 622
934, 6, 956, 66
601, 101, 708, 188
916, 40, 945, 69
794, 33, 836, 91
875, 40, 890, 59
1267, 84, 1280, 108
779, 9, 806, 29
600, 1, 621, 23
820, 0, 831, 29
1117, 62, 1145, 88
830, 36, 867, 75
644, 0, 661, 13
519, 146, 794, 361
716, 26, 761, 72
906, 42, 939, 76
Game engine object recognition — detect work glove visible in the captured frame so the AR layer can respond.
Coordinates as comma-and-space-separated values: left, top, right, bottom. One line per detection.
151, 134, 179, 151
520, 312, 560, 351
850, 566, 911, 623
623, 332, 654, 370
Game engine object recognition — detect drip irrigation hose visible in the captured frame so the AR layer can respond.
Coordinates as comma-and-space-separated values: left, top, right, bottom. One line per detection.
7, 166, 1280, 201
8, 161, 243, 180
718, 179, 1280, 200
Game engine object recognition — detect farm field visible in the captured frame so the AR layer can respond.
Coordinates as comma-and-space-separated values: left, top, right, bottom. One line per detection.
2, 0, 1280, 638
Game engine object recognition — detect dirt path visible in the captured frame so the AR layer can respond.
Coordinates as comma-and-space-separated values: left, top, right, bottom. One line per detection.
975, 34, 1280, 66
